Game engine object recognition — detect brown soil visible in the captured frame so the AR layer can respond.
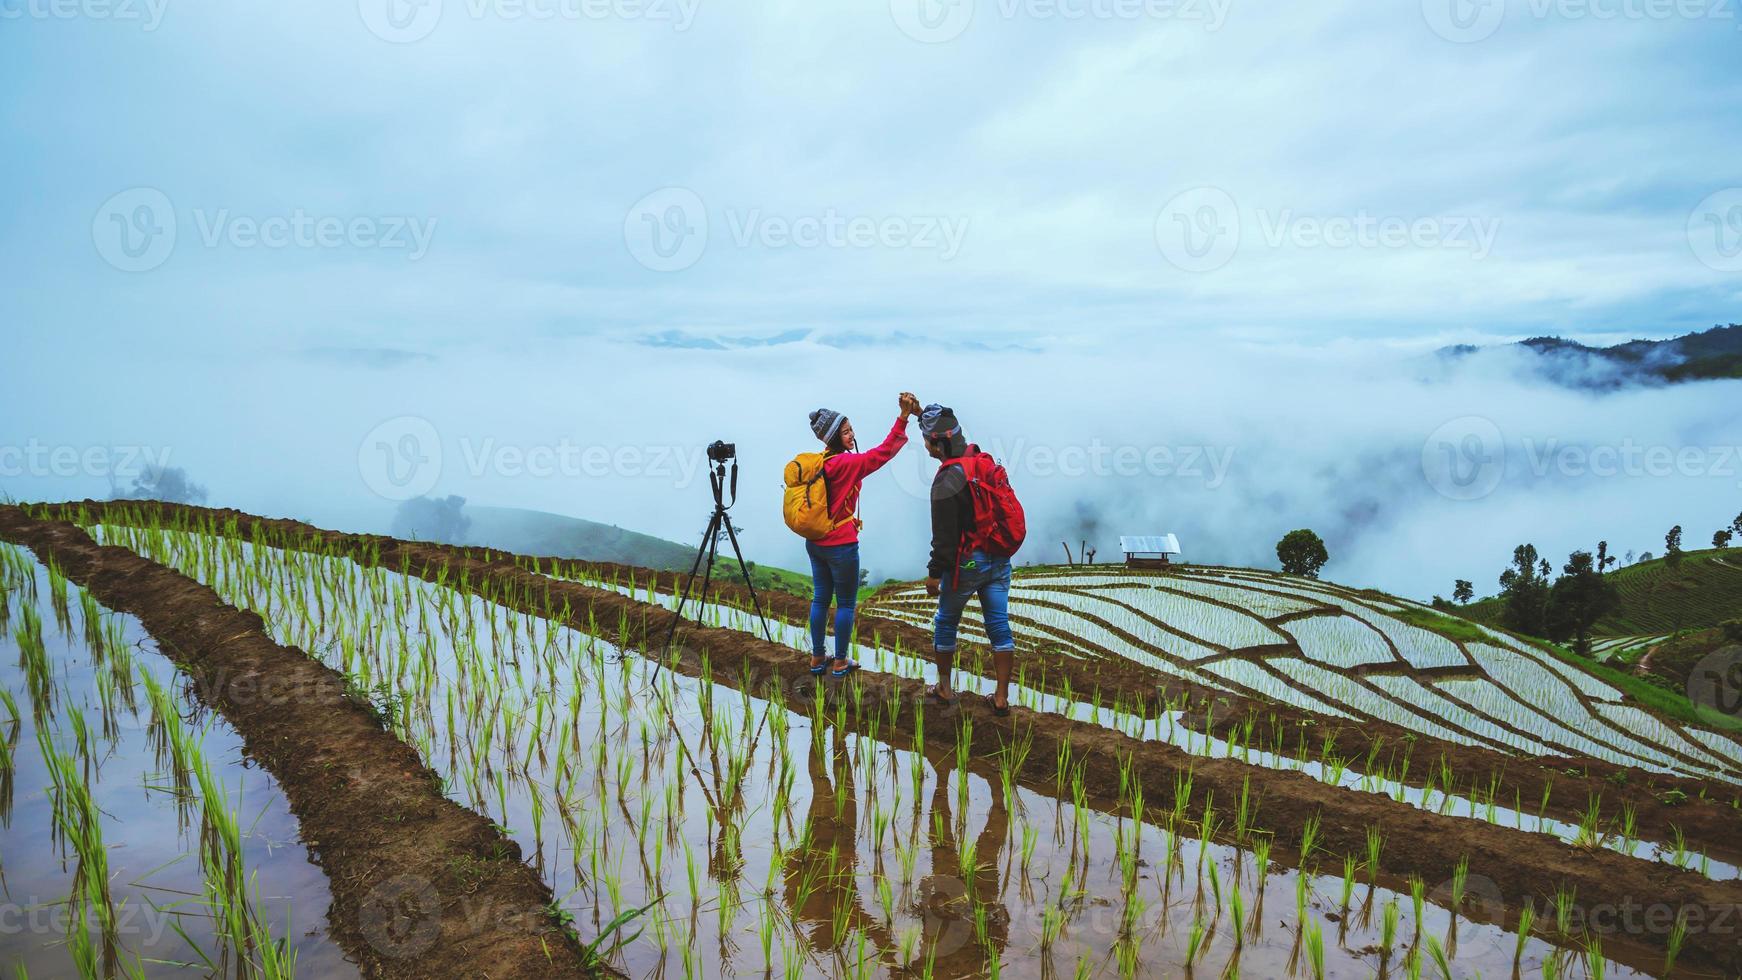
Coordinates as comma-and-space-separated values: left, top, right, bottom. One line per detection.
34, 500, 1742, 975
0, 506, 605, 980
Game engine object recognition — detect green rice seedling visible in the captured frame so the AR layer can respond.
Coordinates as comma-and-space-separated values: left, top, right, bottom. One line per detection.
1380, 900, 1400, 962
1338, 855, 1356, 912
1554, 886, 1575, 939
1409, 876, 1425, 946
1513, 899, 1535, 971
1664, 907, 1688, 974
1449, 855, 1468, 912
1365, 826, 1383, 883
1585, 938, 1604, 980
1298, 812, 1321, 867
1227, 880, 1246, 947
1304, 919, 1325, 979
1183, 913, 1206, 965
1424, 933, 1453, 980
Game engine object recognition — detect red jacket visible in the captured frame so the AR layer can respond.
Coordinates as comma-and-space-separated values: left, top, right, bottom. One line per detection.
816, 417, 909, 546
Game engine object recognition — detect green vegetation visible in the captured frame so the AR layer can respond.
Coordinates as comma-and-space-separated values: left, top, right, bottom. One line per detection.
1461, 546, 1742, 637
1276, 528, 1329, 579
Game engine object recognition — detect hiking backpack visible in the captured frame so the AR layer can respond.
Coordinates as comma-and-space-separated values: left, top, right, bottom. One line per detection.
946, 451, 1027, 559
782, 452, 844, 540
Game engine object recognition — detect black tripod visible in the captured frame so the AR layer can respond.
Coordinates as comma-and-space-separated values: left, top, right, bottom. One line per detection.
660, 449, 775, 668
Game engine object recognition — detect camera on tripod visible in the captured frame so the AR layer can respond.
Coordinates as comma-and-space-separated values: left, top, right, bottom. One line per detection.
660, 436, 774, 662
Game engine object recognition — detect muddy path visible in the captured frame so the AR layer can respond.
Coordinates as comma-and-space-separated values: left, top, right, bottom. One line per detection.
43, 502, 1742, 974
0, 506, 605, 980
524, 553, 1742, 865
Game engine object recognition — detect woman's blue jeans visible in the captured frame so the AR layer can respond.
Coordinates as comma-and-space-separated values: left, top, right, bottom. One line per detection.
806, 540, 859, 661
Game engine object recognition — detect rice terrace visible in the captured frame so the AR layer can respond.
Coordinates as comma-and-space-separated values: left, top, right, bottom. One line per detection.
10, 5, 1742, 978
3, 498, 1741, 978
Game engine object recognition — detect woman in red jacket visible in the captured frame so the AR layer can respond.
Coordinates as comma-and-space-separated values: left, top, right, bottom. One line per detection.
805, 392, 920, 677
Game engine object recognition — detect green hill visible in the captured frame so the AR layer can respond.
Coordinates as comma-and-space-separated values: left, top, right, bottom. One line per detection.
463, 505, 813, 598
1458, 547, 1742, 637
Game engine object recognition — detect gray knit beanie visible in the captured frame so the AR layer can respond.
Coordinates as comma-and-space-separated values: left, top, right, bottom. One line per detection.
809, 408, 845, 445
918, 404, 959, 441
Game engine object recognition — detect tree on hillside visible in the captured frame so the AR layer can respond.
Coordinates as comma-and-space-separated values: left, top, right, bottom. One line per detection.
1498, 544, 1551, 636
1623, 549, 1636, 565
114, 464, 208, 505
1638, 551, 1654, 563
1276, 529, 1329, 579
1732, 512, 1742, 539
1453, 579, 1474, 604
1595, 540, 1616, 574
392, 495, 471, 543
1716, 529, 1735, 549
1545, 550, 1620, 657
1665, 525, 1684, 567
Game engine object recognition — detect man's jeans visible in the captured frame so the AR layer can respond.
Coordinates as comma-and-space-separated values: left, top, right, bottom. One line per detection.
933, 550, 1015, 652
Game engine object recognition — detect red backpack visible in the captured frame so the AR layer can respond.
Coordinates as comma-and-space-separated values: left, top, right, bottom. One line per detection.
946, 449, 1027, 560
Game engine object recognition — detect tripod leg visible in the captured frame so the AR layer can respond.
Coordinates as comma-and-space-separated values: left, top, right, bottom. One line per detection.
663, 508, 723, 664
695, 507, 723, 626
722, 510, 778, 644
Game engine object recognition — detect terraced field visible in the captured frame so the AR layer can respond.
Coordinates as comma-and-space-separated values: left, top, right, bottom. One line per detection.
866, 567, 1742, 787
5, 501, 1742, 979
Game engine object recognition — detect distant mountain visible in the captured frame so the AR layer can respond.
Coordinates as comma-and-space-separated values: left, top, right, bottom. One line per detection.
461, 505, 702, 570
1436, 323, 1742, 390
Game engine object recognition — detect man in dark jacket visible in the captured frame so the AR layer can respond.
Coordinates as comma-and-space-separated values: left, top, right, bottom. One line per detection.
918, 404, 1016, 714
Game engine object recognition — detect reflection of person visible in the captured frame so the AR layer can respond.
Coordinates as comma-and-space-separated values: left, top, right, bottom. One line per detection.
803, 392, 921, 679
915, 754, 1011, 973
783, 731, 896, 959
918, 404, 1018, 715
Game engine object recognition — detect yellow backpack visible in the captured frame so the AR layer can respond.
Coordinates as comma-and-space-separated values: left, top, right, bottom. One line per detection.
783, 452, 846, 540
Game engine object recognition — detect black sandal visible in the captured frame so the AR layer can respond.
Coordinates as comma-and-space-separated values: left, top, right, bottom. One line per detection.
983, 693, 1010, 717
924, 684, 959, 706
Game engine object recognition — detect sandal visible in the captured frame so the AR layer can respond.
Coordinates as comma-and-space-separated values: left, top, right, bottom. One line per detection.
983, 693, 1010, 717
829, 660, 862, 679
924, 684, 959, 707
808, 656, 828, 676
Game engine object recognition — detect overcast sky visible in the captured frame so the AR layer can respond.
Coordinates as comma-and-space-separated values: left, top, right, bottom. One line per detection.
3, 1, 1739, 597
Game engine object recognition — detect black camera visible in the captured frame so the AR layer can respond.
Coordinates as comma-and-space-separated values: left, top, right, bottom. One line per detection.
706, 440, 736, 463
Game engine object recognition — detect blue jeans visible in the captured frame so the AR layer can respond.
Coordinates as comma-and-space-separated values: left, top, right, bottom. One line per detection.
806, 541, 860, 661
933, 551, 1015, 653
